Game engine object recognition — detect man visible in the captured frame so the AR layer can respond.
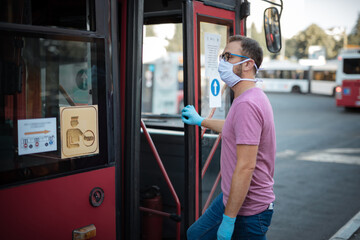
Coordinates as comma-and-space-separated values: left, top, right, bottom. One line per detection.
182, 35, 276, 240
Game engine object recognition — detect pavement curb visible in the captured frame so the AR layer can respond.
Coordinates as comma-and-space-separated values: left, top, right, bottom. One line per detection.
329, 211, 360, 240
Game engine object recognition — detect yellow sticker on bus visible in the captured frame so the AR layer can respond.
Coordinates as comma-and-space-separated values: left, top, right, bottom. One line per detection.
60, 105, 99, 159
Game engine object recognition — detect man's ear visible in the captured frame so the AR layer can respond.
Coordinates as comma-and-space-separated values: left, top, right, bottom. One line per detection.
243, 60, 255, 72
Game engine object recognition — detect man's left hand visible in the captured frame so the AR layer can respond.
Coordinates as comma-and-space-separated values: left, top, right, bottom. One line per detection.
217, 214, 236, 240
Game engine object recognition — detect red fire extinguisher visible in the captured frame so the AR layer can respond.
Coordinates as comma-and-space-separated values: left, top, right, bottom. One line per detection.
141, 185, 163, 240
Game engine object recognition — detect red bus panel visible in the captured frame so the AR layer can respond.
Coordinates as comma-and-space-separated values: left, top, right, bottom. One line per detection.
336, 80, 360, 107
0, 167, 115, 240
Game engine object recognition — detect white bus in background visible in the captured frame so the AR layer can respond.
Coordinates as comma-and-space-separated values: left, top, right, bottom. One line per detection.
310, 60, 337, 96
257, 60, 309, 93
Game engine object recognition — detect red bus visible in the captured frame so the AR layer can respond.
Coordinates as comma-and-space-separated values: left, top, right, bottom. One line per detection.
0, 0, 282, 239
335, 48, 360, 109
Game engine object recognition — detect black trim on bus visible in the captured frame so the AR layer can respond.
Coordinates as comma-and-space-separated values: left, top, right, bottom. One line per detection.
0, 22, 104, 39
144, 10, 182, 24
124, 0, 144, 239
104, 1, 115, 165
235, 0, 241, 34
183, 0, 197, 230
110, 0, 122, 238
202, 0, 237, 11
0, 163, 115, 190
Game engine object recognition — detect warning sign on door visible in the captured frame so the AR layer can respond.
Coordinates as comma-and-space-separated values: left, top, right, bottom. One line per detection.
60, 105, 99, 159
18, 118, 57, 156
205, 32, 222, 108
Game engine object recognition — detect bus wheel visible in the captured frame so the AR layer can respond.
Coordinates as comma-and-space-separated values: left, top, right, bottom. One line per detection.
291, 86, 301, 93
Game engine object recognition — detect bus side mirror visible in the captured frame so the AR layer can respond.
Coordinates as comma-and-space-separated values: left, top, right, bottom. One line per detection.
264, 7, 282, 53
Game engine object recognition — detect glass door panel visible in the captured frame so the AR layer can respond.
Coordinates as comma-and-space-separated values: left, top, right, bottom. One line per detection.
193, 2, 236, 216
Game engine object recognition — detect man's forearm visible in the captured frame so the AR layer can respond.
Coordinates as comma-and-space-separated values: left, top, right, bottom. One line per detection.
224, 145, 258, 217
224, 168, 254, 218
201, 119, 225, 133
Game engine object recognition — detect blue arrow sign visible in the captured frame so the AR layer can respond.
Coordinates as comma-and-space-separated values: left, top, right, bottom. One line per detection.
211, 79, 220, 96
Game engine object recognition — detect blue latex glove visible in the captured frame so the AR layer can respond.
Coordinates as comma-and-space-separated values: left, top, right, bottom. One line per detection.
181, 105, 204, 126
217, 214, 236, 240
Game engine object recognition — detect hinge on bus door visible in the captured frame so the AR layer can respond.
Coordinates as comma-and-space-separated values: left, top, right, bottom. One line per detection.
73, 224, 96, 240
240, 0, 250, 19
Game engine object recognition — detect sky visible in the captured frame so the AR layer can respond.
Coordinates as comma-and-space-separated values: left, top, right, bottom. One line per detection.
248, 0, 360, 39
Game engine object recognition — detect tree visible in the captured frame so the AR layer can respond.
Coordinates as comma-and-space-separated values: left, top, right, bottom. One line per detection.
248, 23, 271, 58
285, 24, 340, 59
348, 13, 360, 46
167, 24, 183, 52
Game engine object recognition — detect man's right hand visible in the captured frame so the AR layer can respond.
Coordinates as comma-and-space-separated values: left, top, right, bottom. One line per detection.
181, 105, 204, 127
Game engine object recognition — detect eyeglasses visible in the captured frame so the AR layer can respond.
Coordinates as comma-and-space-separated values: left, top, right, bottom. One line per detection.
219, 52, 249, 62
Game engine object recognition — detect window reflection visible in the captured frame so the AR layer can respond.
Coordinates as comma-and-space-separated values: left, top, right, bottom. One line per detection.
199, 22, 229, 120
142, 23, 183, 115
0, 32, 103, 178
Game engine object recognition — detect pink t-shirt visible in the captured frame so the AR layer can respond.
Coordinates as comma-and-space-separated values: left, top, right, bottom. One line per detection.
221, 87, 276, 216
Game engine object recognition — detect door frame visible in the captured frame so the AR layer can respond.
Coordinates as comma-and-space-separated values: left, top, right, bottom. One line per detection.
183, 0, 244, 228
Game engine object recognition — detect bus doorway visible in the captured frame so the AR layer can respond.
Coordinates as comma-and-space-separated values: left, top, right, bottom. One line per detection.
135, 1, 240, 239
131, 1, 283, 239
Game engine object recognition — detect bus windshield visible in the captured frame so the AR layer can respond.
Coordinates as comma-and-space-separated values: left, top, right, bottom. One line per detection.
343, 58, 360, 74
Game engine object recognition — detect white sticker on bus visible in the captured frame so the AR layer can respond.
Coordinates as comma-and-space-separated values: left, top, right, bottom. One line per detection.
18, 118, 57, 156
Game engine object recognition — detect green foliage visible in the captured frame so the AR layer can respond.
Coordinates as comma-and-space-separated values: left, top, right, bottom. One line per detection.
285, 24, 340, 59
167, 24, 183, 52
145, 25, 156, 37
348, 13, 360, 46
248, 23, 274, 58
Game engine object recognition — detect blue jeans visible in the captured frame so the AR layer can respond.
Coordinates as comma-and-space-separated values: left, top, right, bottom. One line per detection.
187, 194, 273, 240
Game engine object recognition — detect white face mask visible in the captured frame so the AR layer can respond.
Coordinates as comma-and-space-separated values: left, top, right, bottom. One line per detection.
218, 59, 258, 87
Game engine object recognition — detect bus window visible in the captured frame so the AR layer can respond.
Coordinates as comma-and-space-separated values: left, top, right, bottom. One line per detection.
343, 58, 360, 74
199, 22, 230, 120
0, 31, 106, 185
141, 23, 183, 127
0, 0, 95, 31
313, 71, 336, 81
282, 70, 292, 79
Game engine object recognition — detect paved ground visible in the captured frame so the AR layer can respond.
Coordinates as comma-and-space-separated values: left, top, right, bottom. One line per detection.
265, 93, 360, 240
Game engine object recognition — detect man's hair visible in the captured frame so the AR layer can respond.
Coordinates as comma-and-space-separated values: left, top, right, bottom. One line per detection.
229, 35, 263, 74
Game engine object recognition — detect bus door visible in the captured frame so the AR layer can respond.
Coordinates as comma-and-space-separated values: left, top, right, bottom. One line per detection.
128, 1, 283, 239
137, 1, 184, 239
186, 0, 240, 224
135, 1, 240, 239
0, 1, 120, 239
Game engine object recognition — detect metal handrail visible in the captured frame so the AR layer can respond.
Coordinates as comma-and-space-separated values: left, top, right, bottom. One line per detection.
140, 120, 181, 240
200, 84, 227, 213
202, 172, 221, 215
59, 85, 76, 106
201, 134, 222, 179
